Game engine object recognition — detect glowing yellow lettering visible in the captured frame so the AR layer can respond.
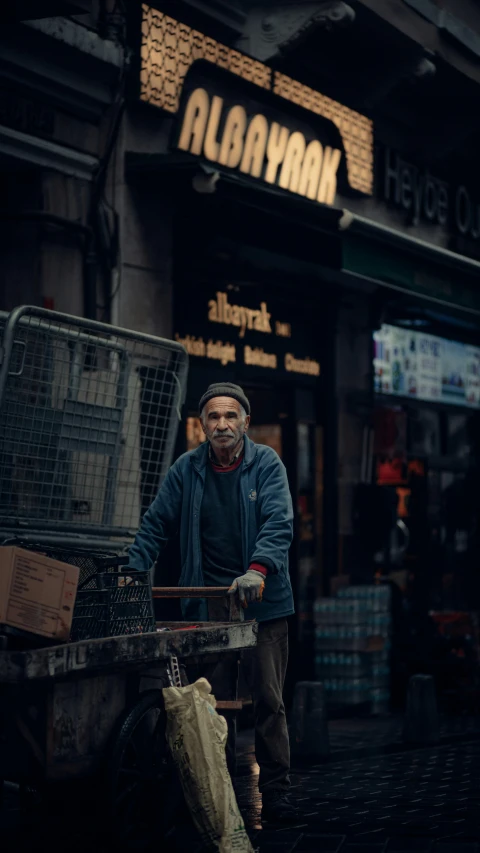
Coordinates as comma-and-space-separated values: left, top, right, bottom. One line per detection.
218, 105, 247, 168
299, 139, 323, 200
177, 89, 344, 208
177, 88, 209, 156
203, 95, 223, 161
208, 299, 218, 321
206, 339, 236, 366
175, 333, 206, 357
318, 146, 342, 205
285, 353, 320, 376
244, 346, 277, 369
240, 114, 268, 178
265, 122, 289, 184
207, 292, 271, 337
275, 321, 291, 338
279, 131, 306, 194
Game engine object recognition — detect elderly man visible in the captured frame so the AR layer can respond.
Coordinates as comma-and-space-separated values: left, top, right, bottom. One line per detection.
128, 382, 296, 823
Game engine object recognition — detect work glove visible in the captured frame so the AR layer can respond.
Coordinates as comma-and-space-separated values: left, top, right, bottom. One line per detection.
228, 569, 265, 608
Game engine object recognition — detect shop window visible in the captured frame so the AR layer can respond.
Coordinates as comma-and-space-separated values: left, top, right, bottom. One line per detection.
447, 413, 470, 460
186, 417, 207, 452
248, 424, 282, 458
396, 487, 411, 518
408, 407, 441, 456
377, 456, 407, 485
374, 406, 407, 457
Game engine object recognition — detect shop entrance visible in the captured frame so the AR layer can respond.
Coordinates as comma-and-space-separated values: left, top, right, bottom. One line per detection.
171, 188, 331, 689
244, 384, 324, 687
182, 372, 324, 694
373, 402, 480, 611
369, 315, 480, 706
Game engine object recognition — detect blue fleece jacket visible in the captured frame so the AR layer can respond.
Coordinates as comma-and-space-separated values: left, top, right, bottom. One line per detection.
127, 435, 295, 622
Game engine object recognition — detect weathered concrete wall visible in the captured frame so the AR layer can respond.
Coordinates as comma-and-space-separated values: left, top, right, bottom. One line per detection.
40, 172, 89, 317
108, 108, 174, 338
0, 170, 42, 311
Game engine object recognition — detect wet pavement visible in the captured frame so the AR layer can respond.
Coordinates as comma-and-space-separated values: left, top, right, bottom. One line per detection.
2, 714, 480, 851
313, 713, 480, 759
235, 716, 480, 852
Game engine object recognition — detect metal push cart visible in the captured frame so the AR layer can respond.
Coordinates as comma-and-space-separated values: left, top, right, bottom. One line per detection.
0, 307, 256, 843
0, 587, 256, 846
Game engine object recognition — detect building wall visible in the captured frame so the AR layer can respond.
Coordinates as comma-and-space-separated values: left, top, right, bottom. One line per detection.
336, 293, 373, 575
0, 15, 123, 319
110, 109, 174, 337
40, 172, 90, 317
0, 170, 92, 317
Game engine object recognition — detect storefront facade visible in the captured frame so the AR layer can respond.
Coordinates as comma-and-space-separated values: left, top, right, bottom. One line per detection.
172, 198, 326, 676
335, 169, 480, 609
122, 3, 376, 678
122, 3, 480, 686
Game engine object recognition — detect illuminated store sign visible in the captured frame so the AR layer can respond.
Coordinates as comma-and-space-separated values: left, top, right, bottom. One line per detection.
177, 86, 343, 205
175, 287, 320, 379
208, 291, 272, 337
373, 324, 480, 409
140, 5, 373, 197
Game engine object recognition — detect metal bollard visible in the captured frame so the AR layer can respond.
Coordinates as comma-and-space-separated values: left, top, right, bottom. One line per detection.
290, 681, 330, 757
403, 674, 440, 744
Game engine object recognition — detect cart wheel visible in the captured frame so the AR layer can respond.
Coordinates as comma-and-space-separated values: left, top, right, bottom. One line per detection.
107, 689, 180, 851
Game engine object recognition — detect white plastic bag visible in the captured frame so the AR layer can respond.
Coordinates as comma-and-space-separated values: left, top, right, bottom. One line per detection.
163, 678, 254, 853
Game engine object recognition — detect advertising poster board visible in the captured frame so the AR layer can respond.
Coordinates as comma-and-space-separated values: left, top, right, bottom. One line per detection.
373, 325, 480, 410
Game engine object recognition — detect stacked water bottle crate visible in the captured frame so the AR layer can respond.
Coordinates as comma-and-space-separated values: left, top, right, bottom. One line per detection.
314, 584, 391, 714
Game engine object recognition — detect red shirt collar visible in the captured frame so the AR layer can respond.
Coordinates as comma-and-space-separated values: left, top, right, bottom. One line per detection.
209, 440, 244, 472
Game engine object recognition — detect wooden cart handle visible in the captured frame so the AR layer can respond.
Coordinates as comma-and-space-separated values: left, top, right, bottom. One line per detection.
152, 586, 230, 599
152, 586, 243, 621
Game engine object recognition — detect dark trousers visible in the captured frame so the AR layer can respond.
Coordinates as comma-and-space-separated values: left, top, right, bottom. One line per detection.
200, 615, 290, 792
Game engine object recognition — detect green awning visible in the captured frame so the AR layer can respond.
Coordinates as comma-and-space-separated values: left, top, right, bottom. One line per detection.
340, 211, 480, 317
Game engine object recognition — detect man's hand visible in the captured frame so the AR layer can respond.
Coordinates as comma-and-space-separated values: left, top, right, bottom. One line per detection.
228, 570, 265, 608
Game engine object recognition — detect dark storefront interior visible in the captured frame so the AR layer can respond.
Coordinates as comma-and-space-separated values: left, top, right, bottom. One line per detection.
125, 4, 480, 708
170, 190, 338, 690
153, 177, 480, 710
363, 295, 480, 709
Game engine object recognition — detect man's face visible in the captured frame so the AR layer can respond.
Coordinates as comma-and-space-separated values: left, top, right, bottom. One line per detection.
201, 396, 250, 452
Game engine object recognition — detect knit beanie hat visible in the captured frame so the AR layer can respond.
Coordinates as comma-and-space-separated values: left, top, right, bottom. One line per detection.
199, 382, 250, 416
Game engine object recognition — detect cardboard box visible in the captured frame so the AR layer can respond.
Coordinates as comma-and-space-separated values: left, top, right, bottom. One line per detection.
0, 547, 79, 642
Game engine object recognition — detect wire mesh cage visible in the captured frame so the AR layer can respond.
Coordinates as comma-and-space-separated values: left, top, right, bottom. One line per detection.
0, 306, 188, 538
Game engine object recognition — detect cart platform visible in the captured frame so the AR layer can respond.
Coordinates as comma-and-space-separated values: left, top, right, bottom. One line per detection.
0, 620, 258, 683
0, 585, 257, 850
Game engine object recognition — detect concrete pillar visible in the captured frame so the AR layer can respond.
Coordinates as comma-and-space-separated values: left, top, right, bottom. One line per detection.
290, 681, 330, 757
403, 674, 440, 744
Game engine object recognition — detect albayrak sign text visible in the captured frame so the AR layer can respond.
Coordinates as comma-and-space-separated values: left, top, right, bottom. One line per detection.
175, 290, 320, 377
177, 86, 343, 206
208, 290, 271, 338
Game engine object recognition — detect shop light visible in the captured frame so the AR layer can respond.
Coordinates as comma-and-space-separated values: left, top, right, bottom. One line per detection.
192, 166, 220, 193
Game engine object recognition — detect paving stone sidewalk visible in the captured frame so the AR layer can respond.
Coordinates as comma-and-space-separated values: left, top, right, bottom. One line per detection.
324, 713, 480, 757
2, 714, 480, 852
235, 719, 480, 853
